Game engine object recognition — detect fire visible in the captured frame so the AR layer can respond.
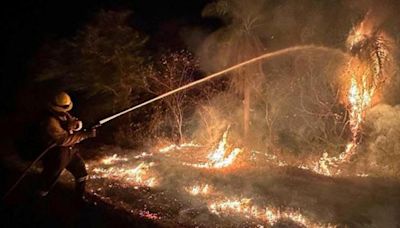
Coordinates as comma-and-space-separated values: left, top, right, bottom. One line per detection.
158, 144, 177, 153
311, 152, 339, 176
101, 154, 128, 165
184, 128, 242, 169
134, 152, 153, 159
208, 198, 332, 227
91, 162, 157, 187
348, 76, 374, 132
339, 67, 376, 162
347, 19, 370, 53
311, 12, 391, 173
185, 184, 210, 196
277, 13, 392, 177
158, 142, 201, 153
209, 198, 252, 216
342, 10, 390, 159
310, 64, 377, 176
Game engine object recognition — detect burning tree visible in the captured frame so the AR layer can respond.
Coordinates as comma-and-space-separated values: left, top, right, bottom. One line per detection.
338, 10, 394, 161
143, 50, 199, 144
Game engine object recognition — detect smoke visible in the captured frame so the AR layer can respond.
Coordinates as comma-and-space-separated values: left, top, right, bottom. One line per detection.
341, 0, 400, 177
192, 0, 355, 67
350, 104, 400, 176
191, 47, 349, 157
345, 0, 397, 27
187, 0, 400, 155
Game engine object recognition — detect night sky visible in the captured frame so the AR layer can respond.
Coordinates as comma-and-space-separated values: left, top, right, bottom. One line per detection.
1, 0, 215, 115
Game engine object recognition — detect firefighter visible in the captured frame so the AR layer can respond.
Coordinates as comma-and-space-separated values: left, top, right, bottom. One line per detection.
38, 91, 96, 201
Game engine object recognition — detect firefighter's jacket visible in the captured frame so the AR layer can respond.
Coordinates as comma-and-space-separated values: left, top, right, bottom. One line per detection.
43, 112, 88, 147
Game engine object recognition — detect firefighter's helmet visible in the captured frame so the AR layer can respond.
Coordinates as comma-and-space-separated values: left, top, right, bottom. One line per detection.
50, 91, 73, 112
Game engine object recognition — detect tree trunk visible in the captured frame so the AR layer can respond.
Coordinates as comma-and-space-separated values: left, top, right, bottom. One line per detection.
243, 78, 250, 140
178, 121, 183, 144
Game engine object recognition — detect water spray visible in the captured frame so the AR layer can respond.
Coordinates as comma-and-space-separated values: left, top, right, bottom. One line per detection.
94, 45, 341, 127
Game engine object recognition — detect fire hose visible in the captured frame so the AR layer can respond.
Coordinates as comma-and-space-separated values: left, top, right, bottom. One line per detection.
2, 143, 56, 201
2, 45, 332, 201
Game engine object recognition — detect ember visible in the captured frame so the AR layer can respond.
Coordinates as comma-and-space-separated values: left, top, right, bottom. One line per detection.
138, 210, 162, 220
158, 142, 201, 153
101, 154, 129, 165
91, 162, 157, 187
208, 197, 332, 227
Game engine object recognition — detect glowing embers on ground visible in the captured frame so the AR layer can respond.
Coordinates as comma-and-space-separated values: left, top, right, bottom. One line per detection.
184, 128, 242, 169
100, 154, 129, 165
91, 161, 157, 187
311, 152, 341, 176
251, 149, 340, 177
208, 198, 331, 227
84, 145, 346, 226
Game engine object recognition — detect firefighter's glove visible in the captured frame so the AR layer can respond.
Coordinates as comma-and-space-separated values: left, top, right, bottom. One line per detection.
68, 119, 83, 134
85, 128, 97, 139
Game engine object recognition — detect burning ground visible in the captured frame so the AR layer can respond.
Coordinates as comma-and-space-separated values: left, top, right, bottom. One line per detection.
57, 128, 400, 227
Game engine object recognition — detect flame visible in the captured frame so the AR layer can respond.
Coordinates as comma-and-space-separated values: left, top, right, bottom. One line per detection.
101, 154, 129, 165
158, 144, 177, 153
208, 198, 332, 227
348, 76, 374, 132
184, 128, 242, 169
209, 198, 252, 216
346, 10, 378, 54
298, 13, 391, 176
312, 40, 381, 175
91, 162, 157, 187
340, 72, 376, 162
347, 20, 370, 52
312, 152, 340, 176
134, 152, 153, 159
158, 142, 201, 153
185, 184, 210, 196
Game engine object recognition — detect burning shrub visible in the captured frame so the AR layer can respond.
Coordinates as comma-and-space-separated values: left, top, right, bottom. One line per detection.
192, 91, 241, 146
